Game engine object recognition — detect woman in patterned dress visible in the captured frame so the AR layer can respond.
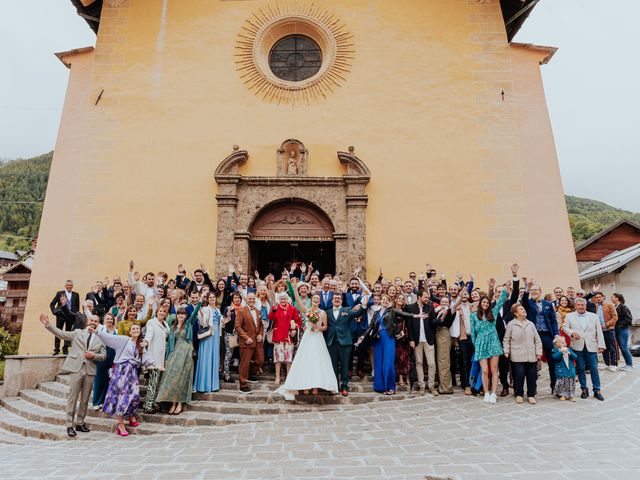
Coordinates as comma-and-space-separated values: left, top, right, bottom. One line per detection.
96, 323, 156, 436
470, 279, 509, 404
155, 294, 203, 414
393, 295, 411, 386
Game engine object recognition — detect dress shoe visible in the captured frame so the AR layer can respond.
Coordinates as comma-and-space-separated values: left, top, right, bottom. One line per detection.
223, 376, 235, 384
52, 351, 60, 356
66, 427, 77, 437
419, 387, 426, 396
515, 396, 524, 404
464, 387, 472, 396
430, 388, 439, 397
500, 388, 509, 397
75, 424, 90, 433
593, 391, 605, 401
580, 388, 589, 399
527, 397, 536, 405
341, 388, 349, 397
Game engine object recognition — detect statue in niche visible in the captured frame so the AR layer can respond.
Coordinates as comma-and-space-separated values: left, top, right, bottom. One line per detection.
287, 150, 298, 175
277, 140, 307, 176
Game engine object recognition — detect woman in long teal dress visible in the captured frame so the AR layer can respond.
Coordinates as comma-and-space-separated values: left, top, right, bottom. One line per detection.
470, 280, 508, 404
193, 293, 221, 393
155, 296, 203, 414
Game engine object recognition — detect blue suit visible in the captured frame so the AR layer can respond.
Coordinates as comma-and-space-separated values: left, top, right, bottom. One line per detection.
319, 290, 334, 311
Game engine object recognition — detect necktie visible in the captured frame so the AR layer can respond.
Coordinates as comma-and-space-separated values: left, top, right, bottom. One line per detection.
86, 333, 92, 349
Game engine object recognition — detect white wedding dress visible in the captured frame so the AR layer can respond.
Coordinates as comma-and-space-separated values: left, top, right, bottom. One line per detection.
275, 314, 338, 400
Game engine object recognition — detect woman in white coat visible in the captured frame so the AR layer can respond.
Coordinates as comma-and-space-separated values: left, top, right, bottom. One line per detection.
142, 305, 170, 413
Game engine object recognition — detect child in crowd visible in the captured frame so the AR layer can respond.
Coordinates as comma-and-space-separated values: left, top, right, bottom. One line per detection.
551, 335, 577, 401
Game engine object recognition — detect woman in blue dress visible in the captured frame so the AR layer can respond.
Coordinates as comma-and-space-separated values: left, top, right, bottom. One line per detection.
358, 294, 415, 395
193, 292, 221, 393
470, 278, 509, 404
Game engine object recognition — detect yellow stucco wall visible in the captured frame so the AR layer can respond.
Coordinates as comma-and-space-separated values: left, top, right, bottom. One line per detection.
20, 0, 578, 353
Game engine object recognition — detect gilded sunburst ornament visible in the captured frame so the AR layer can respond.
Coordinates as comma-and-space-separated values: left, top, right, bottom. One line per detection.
235, 3, 355, 105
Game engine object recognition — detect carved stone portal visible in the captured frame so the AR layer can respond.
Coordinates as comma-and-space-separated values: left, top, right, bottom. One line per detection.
213, 142, 370, 277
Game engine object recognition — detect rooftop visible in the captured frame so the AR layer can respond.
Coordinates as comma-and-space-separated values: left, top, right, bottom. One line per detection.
579, 242, 640, 282
70, 0, 538, 42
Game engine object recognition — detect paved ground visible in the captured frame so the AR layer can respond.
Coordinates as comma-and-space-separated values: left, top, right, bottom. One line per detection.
1, 367, 639, 480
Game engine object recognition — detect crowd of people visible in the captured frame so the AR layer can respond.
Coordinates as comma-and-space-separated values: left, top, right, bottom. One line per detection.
40, 260, 635, 437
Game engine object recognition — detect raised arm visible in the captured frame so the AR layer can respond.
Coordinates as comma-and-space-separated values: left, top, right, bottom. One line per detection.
42, 316, 76, 342
96, 329, 131, 352
491, 288, 509, 318
186, 301, 203, 327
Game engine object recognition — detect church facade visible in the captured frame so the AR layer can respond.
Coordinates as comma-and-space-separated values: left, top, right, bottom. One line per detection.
20, 0, 578, 353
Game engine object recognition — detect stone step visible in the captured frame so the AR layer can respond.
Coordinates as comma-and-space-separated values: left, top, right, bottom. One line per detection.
187, 399, 339, 415
0, 396, 152, 435
194, 389, 409, 405
21, 387, 268, 428
0, 406, 76, 441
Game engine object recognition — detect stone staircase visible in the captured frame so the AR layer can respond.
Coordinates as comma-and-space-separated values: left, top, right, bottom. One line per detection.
0, 371, 410, 441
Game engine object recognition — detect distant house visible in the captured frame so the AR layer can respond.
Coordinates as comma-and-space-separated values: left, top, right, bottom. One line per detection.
0, 250, 19, 269
579, 243, 640, 327
0, 257, 33, 327
575, 219, 640, 269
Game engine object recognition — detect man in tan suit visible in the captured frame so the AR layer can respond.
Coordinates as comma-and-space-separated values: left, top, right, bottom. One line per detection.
563, 298, 606, 401
39, 313, 106, 436
235, 292, 264, 394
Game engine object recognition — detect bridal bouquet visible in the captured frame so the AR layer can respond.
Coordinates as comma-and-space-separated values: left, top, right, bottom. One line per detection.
307, 311, 321, 325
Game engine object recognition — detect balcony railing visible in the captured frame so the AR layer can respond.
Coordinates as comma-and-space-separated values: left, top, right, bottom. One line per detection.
0, 289, 28, 298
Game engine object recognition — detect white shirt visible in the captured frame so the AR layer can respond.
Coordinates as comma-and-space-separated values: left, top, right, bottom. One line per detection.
460, 302, 471, 335
418, 303, 427, 343
65, 290, 73, 304
332, 308, 340, 319
575, 312, 588, 331
250, 308, 258, 327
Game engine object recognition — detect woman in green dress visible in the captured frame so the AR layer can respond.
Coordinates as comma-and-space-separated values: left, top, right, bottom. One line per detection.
155, 293, 203, 415
470, 278, 509, 405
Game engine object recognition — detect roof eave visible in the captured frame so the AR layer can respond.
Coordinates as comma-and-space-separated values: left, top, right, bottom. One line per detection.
55, 46, 95, 68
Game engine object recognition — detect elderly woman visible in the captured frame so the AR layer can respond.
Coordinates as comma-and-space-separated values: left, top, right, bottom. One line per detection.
503, 303, 542, 404
268, 292, 302, 384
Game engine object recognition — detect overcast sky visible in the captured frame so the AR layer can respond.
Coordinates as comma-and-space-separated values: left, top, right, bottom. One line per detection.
0, 1, 638, 211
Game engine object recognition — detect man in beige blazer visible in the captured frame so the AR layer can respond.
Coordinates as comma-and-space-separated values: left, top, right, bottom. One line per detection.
235, 292, 264, 394
562, 298, 606, 401
39, 313, 106, 437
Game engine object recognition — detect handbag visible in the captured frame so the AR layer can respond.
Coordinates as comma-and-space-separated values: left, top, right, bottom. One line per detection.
197, 310, 213, 340
197, 324, 213, 340
227, 332, 238, 349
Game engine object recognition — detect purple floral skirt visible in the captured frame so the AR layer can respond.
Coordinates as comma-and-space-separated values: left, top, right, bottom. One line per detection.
103, 361, 140, 418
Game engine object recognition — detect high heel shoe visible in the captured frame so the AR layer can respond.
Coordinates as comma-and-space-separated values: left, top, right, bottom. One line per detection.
129, 418, 139, 428
116, 425, 129, 437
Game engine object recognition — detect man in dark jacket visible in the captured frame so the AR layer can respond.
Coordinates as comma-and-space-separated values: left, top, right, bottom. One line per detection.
523, 281, 559, 392
49, 280, 80, 355
405, 290, 437, 396
493, 264, 521, 397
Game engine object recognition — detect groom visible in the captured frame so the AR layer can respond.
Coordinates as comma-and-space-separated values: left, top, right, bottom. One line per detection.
325, 294, 365, 396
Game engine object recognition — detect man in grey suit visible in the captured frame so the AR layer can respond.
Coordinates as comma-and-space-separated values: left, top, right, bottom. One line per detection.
563, 297, 606, 401
39, 312, 106, 437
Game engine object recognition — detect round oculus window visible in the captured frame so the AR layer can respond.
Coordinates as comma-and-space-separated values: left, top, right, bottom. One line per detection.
268, 34, 323, 82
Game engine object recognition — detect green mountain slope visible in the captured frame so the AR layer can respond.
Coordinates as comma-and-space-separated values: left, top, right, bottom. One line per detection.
0, 152, 52, 251
0, 152, 638, 250
566, 195, 640, 244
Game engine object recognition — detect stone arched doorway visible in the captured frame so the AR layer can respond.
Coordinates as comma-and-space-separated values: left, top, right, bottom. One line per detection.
248, 199, 336, 275
213, 142, 370, 278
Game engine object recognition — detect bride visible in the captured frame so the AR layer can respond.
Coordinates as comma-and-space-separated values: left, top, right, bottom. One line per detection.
275, 292, 338, 400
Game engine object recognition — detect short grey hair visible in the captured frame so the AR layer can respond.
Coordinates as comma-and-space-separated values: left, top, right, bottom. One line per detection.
574, 297, 587, 305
